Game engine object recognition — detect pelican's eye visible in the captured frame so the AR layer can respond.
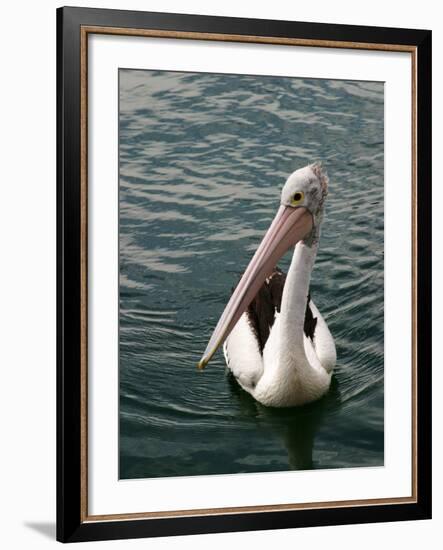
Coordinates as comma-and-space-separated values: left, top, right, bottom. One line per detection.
291, 191, 304, 205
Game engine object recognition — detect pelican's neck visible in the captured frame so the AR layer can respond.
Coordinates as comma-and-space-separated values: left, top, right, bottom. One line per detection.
278, 235, 319, 367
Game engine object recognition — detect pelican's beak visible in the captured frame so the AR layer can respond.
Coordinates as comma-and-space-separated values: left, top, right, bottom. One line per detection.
198, 205, 313, 369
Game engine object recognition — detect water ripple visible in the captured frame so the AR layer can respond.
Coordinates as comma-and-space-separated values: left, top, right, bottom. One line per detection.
119, 69, 384, 479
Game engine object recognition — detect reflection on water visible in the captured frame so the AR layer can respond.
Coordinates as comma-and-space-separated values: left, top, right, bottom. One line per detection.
119, 69, 384, 479
226, 374, 343, 471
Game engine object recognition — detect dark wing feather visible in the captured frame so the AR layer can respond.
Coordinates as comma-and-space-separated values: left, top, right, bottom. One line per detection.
246, 269, 284, 352
303, 293, 317, 341
233, 267, 317, 354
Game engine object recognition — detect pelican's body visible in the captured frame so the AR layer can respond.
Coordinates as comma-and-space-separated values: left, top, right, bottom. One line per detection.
223, 245, 335, 407
199, 163, 336, 407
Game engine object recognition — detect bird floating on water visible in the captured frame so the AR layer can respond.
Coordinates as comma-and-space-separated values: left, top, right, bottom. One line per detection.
198, 163, 336, 408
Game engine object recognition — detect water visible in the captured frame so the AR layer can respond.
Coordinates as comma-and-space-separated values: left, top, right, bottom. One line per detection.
119, 69, 384, 479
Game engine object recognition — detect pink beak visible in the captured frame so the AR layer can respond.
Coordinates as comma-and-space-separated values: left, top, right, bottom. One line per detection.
198, 205, 313, 369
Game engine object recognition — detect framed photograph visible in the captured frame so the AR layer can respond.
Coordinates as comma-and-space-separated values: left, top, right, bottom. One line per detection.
57, 6, 432, 543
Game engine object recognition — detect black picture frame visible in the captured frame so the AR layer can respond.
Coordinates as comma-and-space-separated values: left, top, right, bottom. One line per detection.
57, 5, 432, 543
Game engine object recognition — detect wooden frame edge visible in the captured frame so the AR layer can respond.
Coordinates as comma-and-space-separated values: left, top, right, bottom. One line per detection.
411, 48, 418, 503
80, 25, 89, 524
70, 19, 426, 535
82, 25, 417, 52
84, 496, 416, 523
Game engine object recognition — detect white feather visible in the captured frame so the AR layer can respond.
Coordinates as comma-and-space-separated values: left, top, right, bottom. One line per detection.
223, 314, 263, 391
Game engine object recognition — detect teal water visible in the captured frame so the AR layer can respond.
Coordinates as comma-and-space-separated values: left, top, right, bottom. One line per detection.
119, 69, 384, 479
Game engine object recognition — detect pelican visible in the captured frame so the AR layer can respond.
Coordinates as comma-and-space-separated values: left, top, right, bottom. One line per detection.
198, 162, 336, 408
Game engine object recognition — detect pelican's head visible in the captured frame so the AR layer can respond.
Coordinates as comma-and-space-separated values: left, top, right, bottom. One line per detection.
198, 162, 329, 369
280, 162, 329, 240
